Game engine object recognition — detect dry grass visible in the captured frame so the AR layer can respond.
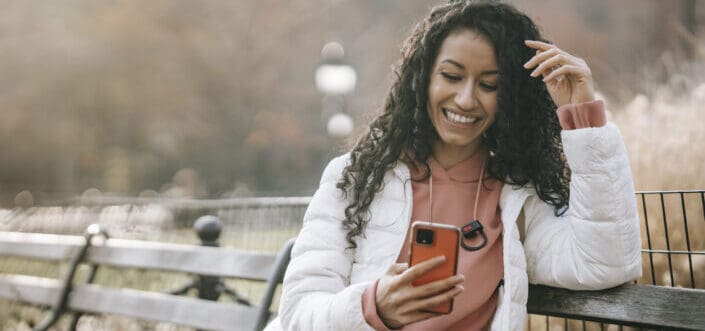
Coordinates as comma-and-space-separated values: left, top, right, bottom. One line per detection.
613, 83, 705, 191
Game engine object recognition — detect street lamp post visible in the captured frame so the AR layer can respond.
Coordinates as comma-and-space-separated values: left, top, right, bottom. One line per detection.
315, 42, 356, 138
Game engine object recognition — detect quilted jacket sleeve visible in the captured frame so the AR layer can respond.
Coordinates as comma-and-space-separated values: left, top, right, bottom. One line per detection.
523, 122, 643, 290
278, 154, 375, 331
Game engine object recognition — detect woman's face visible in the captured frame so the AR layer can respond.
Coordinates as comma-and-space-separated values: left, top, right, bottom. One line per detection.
427, 28, 499, 163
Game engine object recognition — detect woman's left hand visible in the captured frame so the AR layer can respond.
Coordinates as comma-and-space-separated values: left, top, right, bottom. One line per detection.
523, 40, 595, 107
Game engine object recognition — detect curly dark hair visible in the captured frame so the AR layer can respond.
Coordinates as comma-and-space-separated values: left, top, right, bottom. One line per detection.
337, 0, 570, 249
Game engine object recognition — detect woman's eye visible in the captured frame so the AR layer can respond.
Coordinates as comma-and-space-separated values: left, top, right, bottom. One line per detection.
441, 72, 461, 81
480, 82, 498, 91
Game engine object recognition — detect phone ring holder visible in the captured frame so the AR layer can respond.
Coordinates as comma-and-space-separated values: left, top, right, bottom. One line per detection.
460, 220, 488, 251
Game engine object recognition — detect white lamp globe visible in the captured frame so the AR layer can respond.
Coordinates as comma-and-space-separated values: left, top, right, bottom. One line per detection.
315, 64, 357, 95
326, 113, 354, 138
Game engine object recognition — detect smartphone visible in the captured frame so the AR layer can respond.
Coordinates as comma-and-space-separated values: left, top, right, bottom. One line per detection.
408, 221, 461, 314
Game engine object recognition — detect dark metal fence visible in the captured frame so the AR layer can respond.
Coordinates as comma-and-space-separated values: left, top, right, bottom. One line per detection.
636, 190, 705, 289
3, 190, 703, 330
528, 189, 705, 330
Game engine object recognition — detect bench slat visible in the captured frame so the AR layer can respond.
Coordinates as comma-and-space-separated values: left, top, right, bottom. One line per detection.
87, 239, 276, 280
0, 274, 60, 306
0, 231, 276, 280
528, 283, 705, 330
0, 274, 261, 331
69, 284, 259, 331
0, 232, 83, 261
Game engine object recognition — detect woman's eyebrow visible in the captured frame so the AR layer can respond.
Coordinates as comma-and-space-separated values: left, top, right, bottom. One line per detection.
440, 59, 465, 69
481, 70, 499, 75
439, 60, 499, 75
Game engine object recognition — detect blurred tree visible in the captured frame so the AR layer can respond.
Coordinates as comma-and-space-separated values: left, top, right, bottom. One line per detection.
0, 0, 701, 204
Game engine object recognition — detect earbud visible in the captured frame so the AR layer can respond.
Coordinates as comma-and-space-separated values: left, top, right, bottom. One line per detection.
462, 220, 483, 239
460, 220, 487, 251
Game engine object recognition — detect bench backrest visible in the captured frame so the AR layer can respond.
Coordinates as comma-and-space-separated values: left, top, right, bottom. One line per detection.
0, 231, 294, 331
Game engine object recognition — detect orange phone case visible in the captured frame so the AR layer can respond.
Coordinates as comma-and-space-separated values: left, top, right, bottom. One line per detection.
408, 221, 461, 314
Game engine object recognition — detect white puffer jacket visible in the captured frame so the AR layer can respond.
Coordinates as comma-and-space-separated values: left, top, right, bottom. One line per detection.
268, 123, 642, 331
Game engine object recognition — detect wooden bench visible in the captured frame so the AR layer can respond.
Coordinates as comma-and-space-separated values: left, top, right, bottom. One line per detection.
0, 223, 294, 331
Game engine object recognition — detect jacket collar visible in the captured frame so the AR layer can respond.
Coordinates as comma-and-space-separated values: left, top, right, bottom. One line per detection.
392, 160, 411, 181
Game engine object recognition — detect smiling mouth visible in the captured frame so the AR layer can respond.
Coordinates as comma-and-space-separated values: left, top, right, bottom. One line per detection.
442, 108, 481, 125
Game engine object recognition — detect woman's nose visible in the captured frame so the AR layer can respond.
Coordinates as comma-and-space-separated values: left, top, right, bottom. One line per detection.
454, 83, 477, 110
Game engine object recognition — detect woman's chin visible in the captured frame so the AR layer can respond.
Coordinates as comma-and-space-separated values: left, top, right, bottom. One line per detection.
435, 135, 482, 152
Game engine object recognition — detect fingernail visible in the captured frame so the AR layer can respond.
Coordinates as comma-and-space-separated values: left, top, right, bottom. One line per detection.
523, 62, 529, 68
457, 286, 464, 292
530, 70, 537, 77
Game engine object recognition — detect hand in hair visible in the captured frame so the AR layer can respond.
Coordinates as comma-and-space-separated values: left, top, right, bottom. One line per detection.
523, 40, 595, 107
375, 256, 465, 328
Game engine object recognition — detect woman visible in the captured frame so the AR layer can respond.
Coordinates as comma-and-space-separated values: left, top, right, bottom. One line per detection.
269, 1, 642, 330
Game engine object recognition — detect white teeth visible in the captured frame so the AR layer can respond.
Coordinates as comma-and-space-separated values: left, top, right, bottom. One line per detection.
443, 109, 479, 124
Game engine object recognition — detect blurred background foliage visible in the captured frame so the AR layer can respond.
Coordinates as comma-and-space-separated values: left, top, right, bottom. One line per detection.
0, 0, 703, 206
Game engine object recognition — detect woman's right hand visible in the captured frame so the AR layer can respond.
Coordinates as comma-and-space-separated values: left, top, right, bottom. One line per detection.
376, 256, 465, 329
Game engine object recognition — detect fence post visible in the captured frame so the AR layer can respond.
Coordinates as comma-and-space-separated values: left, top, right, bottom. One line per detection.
193, 215, 223, 301
169, 215, 251, 304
